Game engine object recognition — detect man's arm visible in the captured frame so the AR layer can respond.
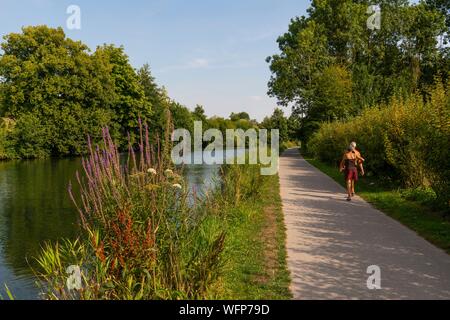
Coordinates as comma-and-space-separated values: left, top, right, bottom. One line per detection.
359, 162, 365, 176
339, 155, 346, 172
356, 151, 365, 176
355, 151, 365, 163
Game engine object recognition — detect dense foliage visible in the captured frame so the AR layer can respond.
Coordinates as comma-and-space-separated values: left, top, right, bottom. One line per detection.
0, 26, 119, 157
308, 80, 449, 210
267, 0, 449, 141
0, 26, 273, 160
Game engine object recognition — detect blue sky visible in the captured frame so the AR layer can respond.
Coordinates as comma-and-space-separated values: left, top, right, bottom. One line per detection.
0, 0, 310, 121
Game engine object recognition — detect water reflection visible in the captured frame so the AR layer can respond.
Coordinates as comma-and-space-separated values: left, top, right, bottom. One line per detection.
0, 158, 80, 299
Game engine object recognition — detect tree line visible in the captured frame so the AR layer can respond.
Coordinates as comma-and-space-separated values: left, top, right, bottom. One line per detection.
0, 25, 296, 160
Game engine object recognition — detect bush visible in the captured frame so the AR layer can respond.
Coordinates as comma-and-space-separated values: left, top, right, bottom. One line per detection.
308, 79, 449, 209
400, 187, 437, 207
2, 106, 117, 159
0, 117, 16, 159
9, 112, 50, 159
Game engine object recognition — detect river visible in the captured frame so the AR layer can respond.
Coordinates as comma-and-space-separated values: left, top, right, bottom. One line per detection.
0, 149, 243, 299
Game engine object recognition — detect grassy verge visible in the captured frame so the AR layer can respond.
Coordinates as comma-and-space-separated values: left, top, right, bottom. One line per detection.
218, 166, 291, 299
301, 151, 450, 254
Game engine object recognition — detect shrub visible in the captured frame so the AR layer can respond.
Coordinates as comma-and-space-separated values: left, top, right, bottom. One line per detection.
308, 79, 449, 209
8, 112, 50, 159
400, 187, 437, 207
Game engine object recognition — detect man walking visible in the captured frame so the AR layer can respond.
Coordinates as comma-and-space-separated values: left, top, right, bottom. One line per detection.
350, 141, 365, 196
340, 142, 365, 201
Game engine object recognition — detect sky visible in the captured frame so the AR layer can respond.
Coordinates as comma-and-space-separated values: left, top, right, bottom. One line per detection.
0, 0, 311, 121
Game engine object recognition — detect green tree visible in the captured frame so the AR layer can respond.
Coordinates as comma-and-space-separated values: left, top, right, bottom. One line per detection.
137, 64, 170, 143
193, 104, 209, 128
267, 19, 331, 114
287, 113, 301, 141
170, 102, 194, 133
0, 26, 116, 156
0, 26, 115, 116
309, 65, 353, 122
230, 112, 250, 121
137, 63, 163, 109
261, 108, 289, 143
425, 0, 450, 31
267, 0, 448, 142
95, 44, 151, 144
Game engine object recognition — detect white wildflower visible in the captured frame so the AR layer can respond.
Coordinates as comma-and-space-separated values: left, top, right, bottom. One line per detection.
172, 184, 182, 190
147, 168, 157, 175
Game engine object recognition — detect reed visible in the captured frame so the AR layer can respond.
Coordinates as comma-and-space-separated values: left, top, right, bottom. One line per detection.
34, 118, 226, 300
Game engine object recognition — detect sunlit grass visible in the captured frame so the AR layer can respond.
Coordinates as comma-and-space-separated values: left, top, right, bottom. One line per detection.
217, 164, 291, 299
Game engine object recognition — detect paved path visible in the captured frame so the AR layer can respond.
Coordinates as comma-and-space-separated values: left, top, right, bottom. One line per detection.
279, 148, 450, 300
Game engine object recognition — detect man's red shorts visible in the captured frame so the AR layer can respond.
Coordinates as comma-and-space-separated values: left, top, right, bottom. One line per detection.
345, 168, 358, 181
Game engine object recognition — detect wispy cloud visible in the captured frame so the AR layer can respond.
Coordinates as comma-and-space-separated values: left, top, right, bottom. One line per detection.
159, 58, 210, 72
159, 57, 259, 73
249, 95, 263, 102
188, 58, 210, 68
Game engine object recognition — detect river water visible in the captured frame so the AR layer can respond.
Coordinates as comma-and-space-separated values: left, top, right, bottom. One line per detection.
0, 149, 243, 299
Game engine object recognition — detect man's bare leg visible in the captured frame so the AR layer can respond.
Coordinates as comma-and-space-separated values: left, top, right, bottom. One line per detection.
346, 180, 352, 201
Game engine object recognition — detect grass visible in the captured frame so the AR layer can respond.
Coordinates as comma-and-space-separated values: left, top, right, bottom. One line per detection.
301, 150, 450, 255
219, 172, 291, 299
0, 285, 15, 300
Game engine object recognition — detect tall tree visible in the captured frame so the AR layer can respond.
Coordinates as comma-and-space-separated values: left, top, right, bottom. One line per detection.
261, 108, 289, 143
0, 26, 116, 155
267, 19, 331, 115
193, 105, 208, 123
310, 65, 353, 121
137, 63, 163, 109
425, 0, 450, 31
0, 26, 115, 117
95, 45, 151, 143
267, 0, 448, 142
137, 64, 170, 142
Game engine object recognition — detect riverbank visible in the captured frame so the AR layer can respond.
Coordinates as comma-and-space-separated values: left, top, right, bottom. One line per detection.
1, 139, 291, 300
1, 125, 292, 299
301, 150, 450, 255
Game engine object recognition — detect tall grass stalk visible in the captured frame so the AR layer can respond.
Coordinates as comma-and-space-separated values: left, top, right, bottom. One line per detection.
34, 119, 225, 300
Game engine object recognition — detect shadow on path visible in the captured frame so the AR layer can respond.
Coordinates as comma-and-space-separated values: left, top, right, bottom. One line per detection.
279, 148, 450, 300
